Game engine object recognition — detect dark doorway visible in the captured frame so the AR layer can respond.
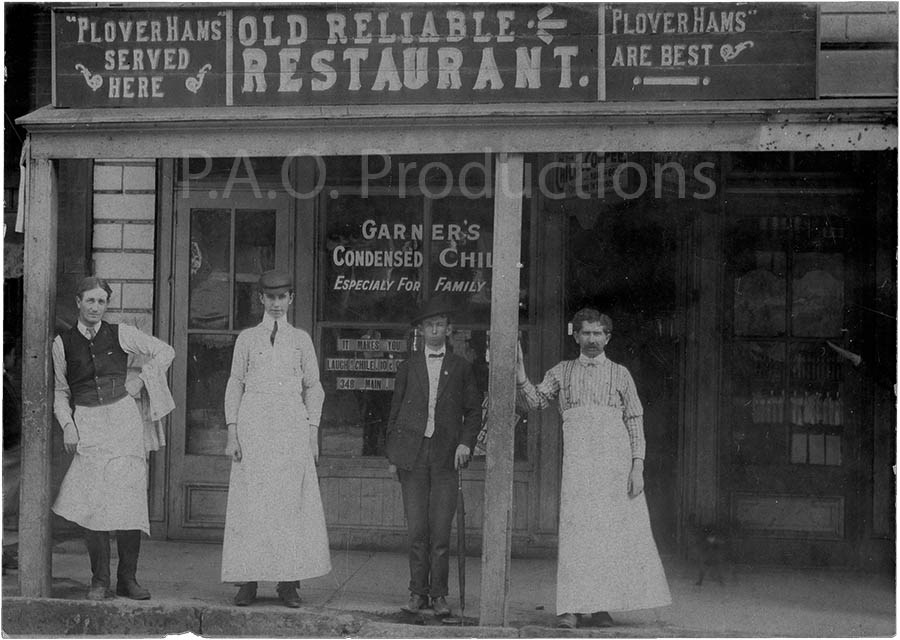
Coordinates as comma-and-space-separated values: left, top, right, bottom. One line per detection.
564, 183, 684, 554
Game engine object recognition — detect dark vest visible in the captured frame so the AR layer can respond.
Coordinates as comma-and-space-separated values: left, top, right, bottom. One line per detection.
60, 322, 128, 407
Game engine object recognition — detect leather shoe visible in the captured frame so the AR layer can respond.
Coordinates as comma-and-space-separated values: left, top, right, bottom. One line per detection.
401, 593, 429, 613
234, 582, 257, 606
557, 612, 578, 629
86, 584, 115, 601
431, 596, 451, 617
116, 580, 150, 600
588, 611, 614, 627
276, 582, 301, 608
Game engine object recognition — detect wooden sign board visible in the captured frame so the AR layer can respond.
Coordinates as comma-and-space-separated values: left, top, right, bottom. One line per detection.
53, 4, 598, 107
53, 3, 817, 108
602, 3, 818, 101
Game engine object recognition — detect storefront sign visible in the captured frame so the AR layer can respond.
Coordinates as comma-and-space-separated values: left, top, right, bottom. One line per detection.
53, 4, 596, 107
322, 327, 408, 395
603, 3, 817, 100
53, 3, 816, 107
55, 10, 228, 107
336, 377, 396, 391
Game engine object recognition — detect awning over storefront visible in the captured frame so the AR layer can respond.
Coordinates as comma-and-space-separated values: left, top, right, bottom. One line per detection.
19, 99, 898, 158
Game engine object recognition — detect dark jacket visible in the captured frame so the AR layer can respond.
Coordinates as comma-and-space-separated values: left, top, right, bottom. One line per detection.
385, 350, 482, 471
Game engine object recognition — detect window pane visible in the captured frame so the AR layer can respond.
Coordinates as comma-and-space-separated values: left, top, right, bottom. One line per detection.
790, 431, 807, 464
318, 325, 528, 460
320, 326, 411, 457
234, 209, 276, 329
189, 209, 231, 330
825, 435, 842, 466
808, 433, 826, 465
791, 255, 844, 338
471, 328, 529, 461
731, 217, 787, 336
429, 196, 494, 325
185, 334, 235, 456
731, 341, 786, 465
322, 194, 424, 323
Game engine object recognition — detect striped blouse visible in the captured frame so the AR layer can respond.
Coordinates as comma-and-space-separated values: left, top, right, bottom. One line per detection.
517, 353, 646, 459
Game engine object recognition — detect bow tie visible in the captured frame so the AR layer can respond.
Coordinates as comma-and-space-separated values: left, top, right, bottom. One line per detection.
428, 352, 445, 358
581, 357, 600, 366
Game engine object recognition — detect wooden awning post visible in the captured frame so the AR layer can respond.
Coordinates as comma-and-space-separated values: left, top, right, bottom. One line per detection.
479, 152, 524, 626
18, 153, 58, 597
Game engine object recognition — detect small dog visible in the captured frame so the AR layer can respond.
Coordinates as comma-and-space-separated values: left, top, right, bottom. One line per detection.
689, 516, 734, 586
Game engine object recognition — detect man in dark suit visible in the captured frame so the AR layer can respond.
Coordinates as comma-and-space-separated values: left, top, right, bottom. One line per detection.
386, 297, 481, 617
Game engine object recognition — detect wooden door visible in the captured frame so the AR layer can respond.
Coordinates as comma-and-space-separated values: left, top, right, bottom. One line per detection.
168, 190, 292, 540
720, 190, 865, 565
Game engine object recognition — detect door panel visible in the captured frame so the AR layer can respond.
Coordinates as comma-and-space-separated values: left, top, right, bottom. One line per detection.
721, 193, 862, 565
168, 190, 292, 540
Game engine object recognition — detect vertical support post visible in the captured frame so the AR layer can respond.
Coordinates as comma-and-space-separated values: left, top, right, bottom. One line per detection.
18, 154, 58, 597
479, 153, 524, 626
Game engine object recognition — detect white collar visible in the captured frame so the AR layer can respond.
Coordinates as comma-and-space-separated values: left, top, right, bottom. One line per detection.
261, 314, 290, 330
578, 352, 607, 367
77, 321, 101, 337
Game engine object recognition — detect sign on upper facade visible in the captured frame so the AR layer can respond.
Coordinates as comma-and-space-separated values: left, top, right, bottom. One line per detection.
603, 3, 817, 100
53, 3, 817, 108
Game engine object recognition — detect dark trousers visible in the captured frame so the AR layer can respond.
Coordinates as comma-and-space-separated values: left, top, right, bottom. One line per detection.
397, 438, 458, 598
84, 529, 142, 587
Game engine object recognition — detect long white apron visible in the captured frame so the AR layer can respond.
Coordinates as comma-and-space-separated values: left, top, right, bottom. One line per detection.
221, 383, 331, 582
557, 405, 671, 614
52, 395, 149, 534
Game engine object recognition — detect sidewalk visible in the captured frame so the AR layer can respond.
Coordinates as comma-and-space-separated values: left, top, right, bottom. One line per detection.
2, 537, 895, 637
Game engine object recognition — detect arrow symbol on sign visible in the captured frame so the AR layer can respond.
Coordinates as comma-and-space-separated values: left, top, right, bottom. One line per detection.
532, 6, 566, 44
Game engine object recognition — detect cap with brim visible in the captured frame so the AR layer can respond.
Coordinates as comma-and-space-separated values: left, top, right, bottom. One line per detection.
411, 296, 454, 326
258, 269, 292, 295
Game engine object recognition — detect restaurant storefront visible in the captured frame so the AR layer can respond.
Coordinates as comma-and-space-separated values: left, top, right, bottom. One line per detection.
16, 2, 896, 601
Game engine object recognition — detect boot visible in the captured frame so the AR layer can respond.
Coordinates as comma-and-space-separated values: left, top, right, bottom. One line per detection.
276, 580, 301, 608
234, 581, 258, 606
115, 530, 151, 600
84, 530, 113, 600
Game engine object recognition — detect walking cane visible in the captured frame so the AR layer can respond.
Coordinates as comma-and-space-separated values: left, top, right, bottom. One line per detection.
443, 468, 467, 625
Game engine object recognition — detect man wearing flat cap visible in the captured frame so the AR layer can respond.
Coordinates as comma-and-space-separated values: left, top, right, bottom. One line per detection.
220, 270, 331, 607
385, 296, 481, 617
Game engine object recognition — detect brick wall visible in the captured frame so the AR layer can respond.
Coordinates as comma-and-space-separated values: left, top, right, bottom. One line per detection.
91, 160, 157, 333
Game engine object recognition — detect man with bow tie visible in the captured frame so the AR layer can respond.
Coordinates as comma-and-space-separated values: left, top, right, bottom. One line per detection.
51, 276, 175, 601
516, 309, 671, 629
385, 297, 481, 617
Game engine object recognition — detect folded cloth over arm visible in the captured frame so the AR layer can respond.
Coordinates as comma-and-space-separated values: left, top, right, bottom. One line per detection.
140, 361, 175, 421
133, 360, 175, 454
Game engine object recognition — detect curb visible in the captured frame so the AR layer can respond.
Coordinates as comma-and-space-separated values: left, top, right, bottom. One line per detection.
1, 597, 366, 638
2, 597, 202, 637
1, 597, 755, 638
356, 621, 519, 638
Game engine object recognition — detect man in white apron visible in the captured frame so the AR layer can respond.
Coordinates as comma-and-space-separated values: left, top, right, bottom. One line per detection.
221, 270, 331, 607
52, 276, 175, 600
516, 308, 671, 628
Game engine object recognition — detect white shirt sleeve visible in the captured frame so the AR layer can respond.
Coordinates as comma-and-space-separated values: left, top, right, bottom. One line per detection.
52, 335, 74, 429
117, 324, 175, 370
